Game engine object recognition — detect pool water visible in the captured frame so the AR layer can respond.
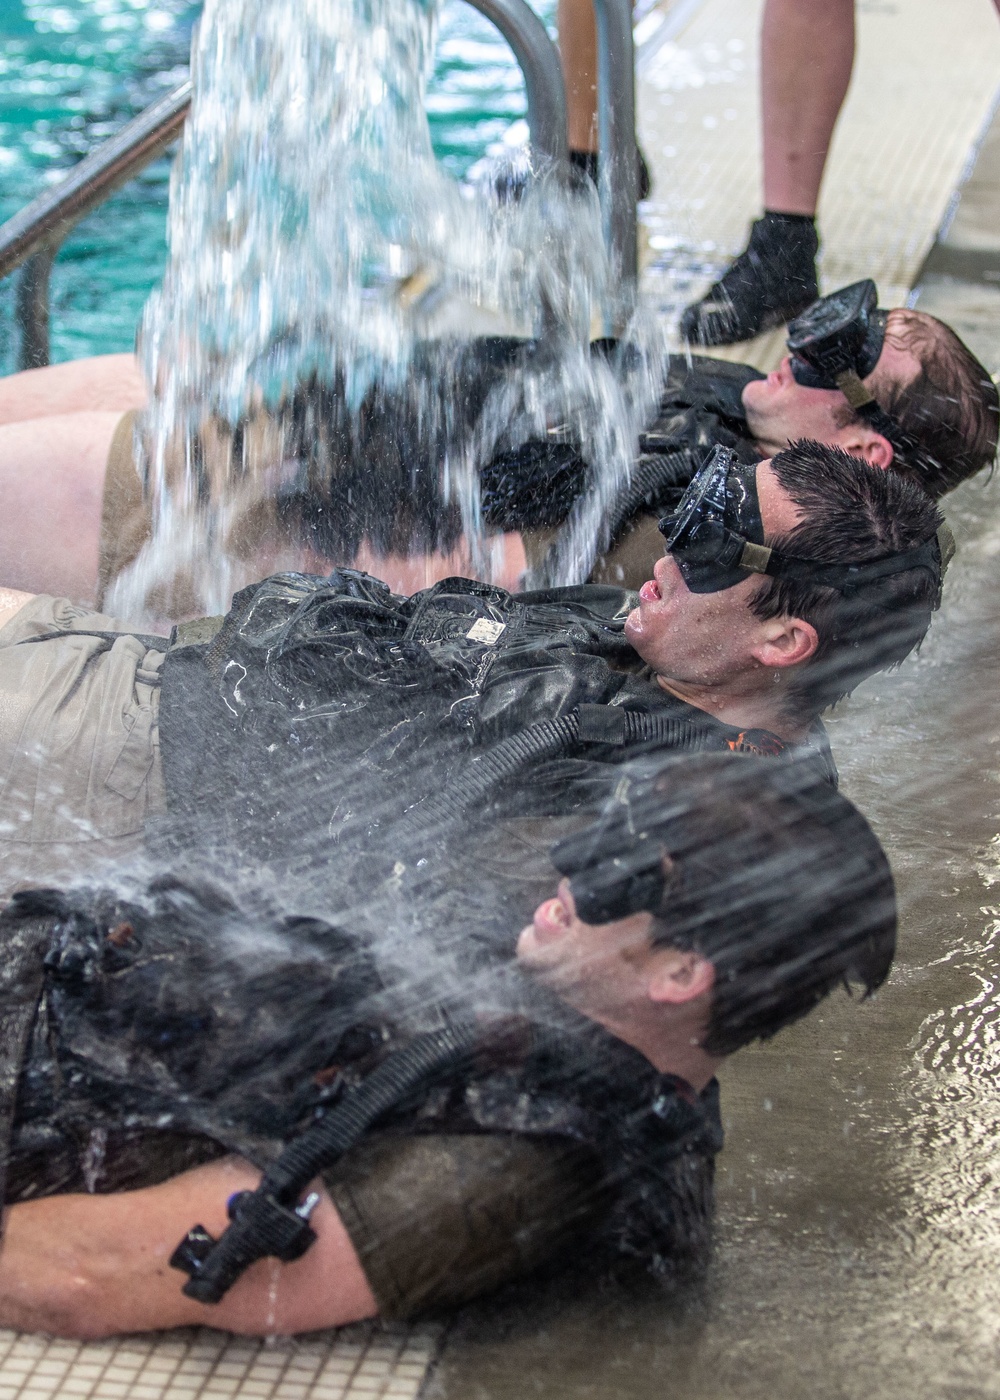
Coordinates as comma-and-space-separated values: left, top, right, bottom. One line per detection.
0, 0, 552, 369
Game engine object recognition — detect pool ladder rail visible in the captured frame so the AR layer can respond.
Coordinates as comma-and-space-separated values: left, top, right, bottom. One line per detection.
0, 0, 637, 369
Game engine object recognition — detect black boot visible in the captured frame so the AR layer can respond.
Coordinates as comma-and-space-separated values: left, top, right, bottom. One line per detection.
679, 211, 819, 347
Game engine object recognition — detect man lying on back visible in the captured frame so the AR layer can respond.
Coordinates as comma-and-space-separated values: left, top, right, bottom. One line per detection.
0, 753, 895, 1337
0, 282, 989, 604
0, 442, 943, 892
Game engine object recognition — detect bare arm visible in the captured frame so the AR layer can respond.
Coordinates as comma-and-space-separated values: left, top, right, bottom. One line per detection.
0, 1157, 377, 1339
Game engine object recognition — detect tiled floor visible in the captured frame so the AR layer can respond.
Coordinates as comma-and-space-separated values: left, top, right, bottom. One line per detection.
637, 0, 1000, 367
4, 5, 1000, 1397
0, 1323, 443, 1400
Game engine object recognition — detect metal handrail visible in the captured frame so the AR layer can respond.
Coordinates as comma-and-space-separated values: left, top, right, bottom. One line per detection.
0, 81, 192, 287
470, 0, 568, 168
0, 0, 635, 367
593, 0, 637, 314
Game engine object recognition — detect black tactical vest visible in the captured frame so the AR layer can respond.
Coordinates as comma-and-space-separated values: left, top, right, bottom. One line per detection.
2, 888, 723, 1279
155, 569, 828, 876
478, 352, 764, 539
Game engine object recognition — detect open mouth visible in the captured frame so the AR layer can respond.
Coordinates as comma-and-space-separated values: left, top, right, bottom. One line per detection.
639, 577, 662, 602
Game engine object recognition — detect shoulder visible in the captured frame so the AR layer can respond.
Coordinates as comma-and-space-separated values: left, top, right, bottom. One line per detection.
515, 583, 638, 623
661, 354, 764, 410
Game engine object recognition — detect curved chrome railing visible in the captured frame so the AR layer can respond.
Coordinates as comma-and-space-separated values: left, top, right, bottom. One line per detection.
0, 0, 635, 368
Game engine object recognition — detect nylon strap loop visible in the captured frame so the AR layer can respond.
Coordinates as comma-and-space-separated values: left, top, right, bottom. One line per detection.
835, 369, 877, 410
739, 540, 773, 574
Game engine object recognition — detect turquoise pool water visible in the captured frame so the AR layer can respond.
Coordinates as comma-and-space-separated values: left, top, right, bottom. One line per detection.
0, 0, 551, 369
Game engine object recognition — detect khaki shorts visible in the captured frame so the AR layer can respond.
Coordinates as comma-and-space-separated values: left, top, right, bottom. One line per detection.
0, 594, 166, 891
97, 410, 294, 610
97, 410, 151, 608
324, 1131, 605, 1320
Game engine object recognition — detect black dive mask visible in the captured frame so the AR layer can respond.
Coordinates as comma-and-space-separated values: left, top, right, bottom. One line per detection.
784, 279, 923, 470
658, 444, 947, 599
787, 279, 887, 393
551, 812, 669, 925
658, 445, 766, 593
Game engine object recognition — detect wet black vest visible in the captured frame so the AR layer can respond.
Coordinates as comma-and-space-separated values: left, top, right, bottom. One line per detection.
3, 888, 723, 1278
604, 356, 764, 546
155, 568, 831, 873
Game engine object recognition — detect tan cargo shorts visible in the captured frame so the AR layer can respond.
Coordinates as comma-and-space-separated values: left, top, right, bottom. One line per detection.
0, 594, 166, 892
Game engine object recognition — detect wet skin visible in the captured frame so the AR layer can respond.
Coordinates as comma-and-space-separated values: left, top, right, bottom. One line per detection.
620, 460, 817, 738
741, 329, 922, 463
516, 877, 656, 1000
517, 878, 720, 1089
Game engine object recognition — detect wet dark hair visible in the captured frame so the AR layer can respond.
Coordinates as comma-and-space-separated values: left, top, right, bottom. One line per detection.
864, 308, 999, 497
751, 441, 944, 717
605, 754, 897, 1057
274, 366, 465, 559
272, 338, 549, 559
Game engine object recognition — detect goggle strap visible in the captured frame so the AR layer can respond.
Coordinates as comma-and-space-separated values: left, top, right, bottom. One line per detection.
760, 534, 942, 593
738, 540, 773, 573
835, 369, 878, 410
833, 374, 929, 478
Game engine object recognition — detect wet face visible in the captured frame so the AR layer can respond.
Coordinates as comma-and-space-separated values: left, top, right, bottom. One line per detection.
741, 333, 922, 457
623, 459, 805, 687
516, 877, 655, 1004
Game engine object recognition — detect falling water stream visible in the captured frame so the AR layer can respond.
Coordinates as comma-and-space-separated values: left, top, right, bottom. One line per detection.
106, 0, 666, 621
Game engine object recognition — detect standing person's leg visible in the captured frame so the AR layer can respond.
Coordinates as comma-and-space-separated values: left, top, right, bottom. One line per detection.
558, 0, 599, 155
761, 0, 855, 215
681, 0, 855, 346
556, 0, 651, 195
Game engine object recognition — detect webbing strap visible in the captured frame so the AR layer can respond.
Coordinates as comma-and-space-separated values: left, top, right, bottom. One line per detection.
835, 369, 878, 410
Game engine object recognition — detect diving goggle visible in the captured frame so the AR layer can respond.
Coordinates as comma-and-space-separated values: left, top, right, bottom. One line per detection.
786, 279, 919, 470
551, 787, 674, 925
658, 444, 947, 597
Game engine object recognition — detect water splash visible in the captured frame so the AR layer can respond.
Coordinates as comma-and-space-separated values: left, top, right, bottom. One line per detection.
108, 0, 663, 620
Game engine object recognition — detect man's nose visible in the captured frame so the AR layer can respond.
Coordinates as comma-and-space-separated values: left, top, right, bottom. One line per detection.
655, 553, 679, 584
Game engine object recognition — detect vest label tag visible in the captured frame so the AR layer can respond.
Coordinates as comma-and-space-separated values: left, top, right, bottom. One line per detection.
466, 618, 506, 644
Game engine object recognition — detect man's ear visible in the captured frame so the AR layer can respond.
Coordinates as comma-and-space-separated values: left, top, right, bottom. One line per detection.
751, 614, 819, 670
831, 424, 895, 471
647, 948, 715, 1006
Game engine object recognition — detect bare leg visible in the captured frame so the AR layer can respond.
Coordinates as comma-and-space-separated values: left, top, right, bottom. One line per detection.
558, 0, 598, 153
0, 411, 120, 603
332, 532, 526, 595
761, 0, 856, 215
0, 354, 147, 428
